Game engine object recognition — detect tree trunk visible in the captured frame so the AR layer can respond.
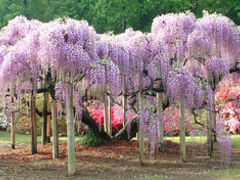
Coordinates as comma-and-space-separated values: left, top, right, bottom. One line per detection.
66, 83, 76, 176
11, 97, 15, 149
138, 73, 144, 164
108, 96, 112, 136
104, 93, 108, 132
114, 98, 170, 141
156, 91, 164, 152
81, 107, 111, 141
51, 99, 59, 159
41, 91, 48, 145
114, 116, 137, 140
31, 92, 37, 154
179, 100, 186, 162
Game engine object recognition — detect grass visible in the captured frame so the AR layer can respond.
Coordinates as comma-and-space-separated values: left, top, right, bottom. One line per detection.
0, 131, 41, 144
209, 169, 240, 180
131, 169, 240, 180
165, 135, 240, 149
0, 131, 82, 144
231, 135, 240, 149
165, 135, 207, 144
1, 130, 239, 149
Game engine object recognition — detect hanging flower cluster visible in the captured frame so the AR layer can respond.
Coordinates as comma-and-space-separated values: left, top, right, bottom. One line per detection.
137, 109, 163, 149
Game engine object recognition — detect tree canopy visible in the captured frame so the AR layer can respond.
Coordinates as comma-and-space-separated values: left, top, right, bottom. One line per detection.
0, 0, 240, 34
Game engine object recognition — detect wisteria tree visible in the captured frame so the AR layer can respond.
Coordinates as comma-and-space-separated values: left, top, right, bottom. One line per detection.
0, 10, 239, 174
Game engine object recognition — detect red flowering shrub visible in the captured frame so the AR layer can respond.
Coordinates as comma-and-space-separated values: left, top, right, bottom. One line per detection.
91, 105, 123, 134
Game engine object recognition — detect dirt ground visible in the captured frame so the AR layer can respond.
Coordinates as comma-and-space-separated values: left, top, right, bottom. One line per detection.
0, 140, 240, 180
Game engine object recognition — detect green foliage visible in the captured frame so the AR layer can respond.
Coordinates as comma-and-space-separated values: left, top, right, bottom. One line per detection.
80, 130, 106, 146
0, 0, 239, 33
13, 93, 67, 135
199, 0, 240, 25
15, 94, 44, 135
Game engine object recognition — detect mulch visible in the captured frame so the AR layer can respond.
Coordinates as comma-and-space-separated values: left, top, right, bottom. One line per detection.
0, 140, 206, 163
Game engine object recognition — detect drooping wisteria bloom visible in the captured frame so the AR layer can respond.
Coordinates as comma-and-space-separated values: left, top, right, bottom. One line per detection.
38, 18, 97, 79
73, 91, 83, 121
187, 30, 212, 59
196, 11, 239, 66
55, 81, 67, 106
0, 16, 41, 47
205, 58, 230, 78
152, 12, 196, 61
185, 59, 207, 78
137, 109, 163, 151
166, 69, 196, 108
218, 134, 232, 167
147, 32, 170, 84
117, 28, 147, 76
0, 16, 42, 92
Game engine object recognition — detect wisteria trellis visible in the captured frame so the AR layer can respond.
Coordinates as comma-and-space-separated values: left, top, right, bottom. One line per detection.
0, 11, 239, 174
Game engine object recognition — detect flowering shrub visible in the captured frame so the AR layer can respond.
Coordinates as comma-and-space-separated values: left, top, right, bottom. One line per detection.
163, 106, 192, 136
91, 105, 124, 134
0, 113, 10, 130
216, 73, 240, 134
84, 100, 137, 134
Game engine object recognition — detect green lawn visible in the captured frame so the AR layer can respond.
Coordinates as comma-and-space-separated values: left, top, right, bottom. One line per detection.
209, 169, 240, 180
0, 131, 82, 144
165, 135, 240, 149
231, 135, 240, 149
165, 135, 207, 144
133, 168, 240, 180
1, 131, 239, 149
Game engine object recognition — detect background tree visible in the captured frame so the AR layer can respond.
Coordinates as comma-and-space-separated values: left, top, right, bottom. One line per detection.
1, 0, 240, 33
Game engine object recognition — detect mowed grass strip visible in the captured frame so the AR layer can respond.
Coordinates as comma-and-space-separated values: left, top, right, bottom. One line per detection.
1, 130, 239, 149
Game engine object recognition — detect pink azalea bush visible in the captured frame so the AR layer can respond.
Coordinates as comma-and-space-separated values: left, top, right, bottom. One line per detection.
85, 101, 130, 134
91, 106, 123, 133
163, 106, 192, 136
216, 73, 240, 134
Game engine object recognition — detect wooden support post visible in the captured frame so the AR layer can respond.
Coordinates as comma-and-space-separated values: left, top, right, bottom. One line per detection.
31, 92, 37, 154
51, 99, 59, 159
104, 65, 108, 133
108, 96, 112, 136
11, 97, 15, 149
122, 75, 127, 126
179, 100, 186, 162
47, 93, 51, 142
41, 89, 48, 145
66, 83, 76, 175
138, 73, 144, 164
207, 71, 214, 156
156, 92, 164, 152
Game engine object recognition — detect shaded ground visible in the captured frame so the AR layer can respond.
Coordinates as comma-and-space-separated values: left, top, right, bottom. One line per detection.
0, 140, 240, 180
